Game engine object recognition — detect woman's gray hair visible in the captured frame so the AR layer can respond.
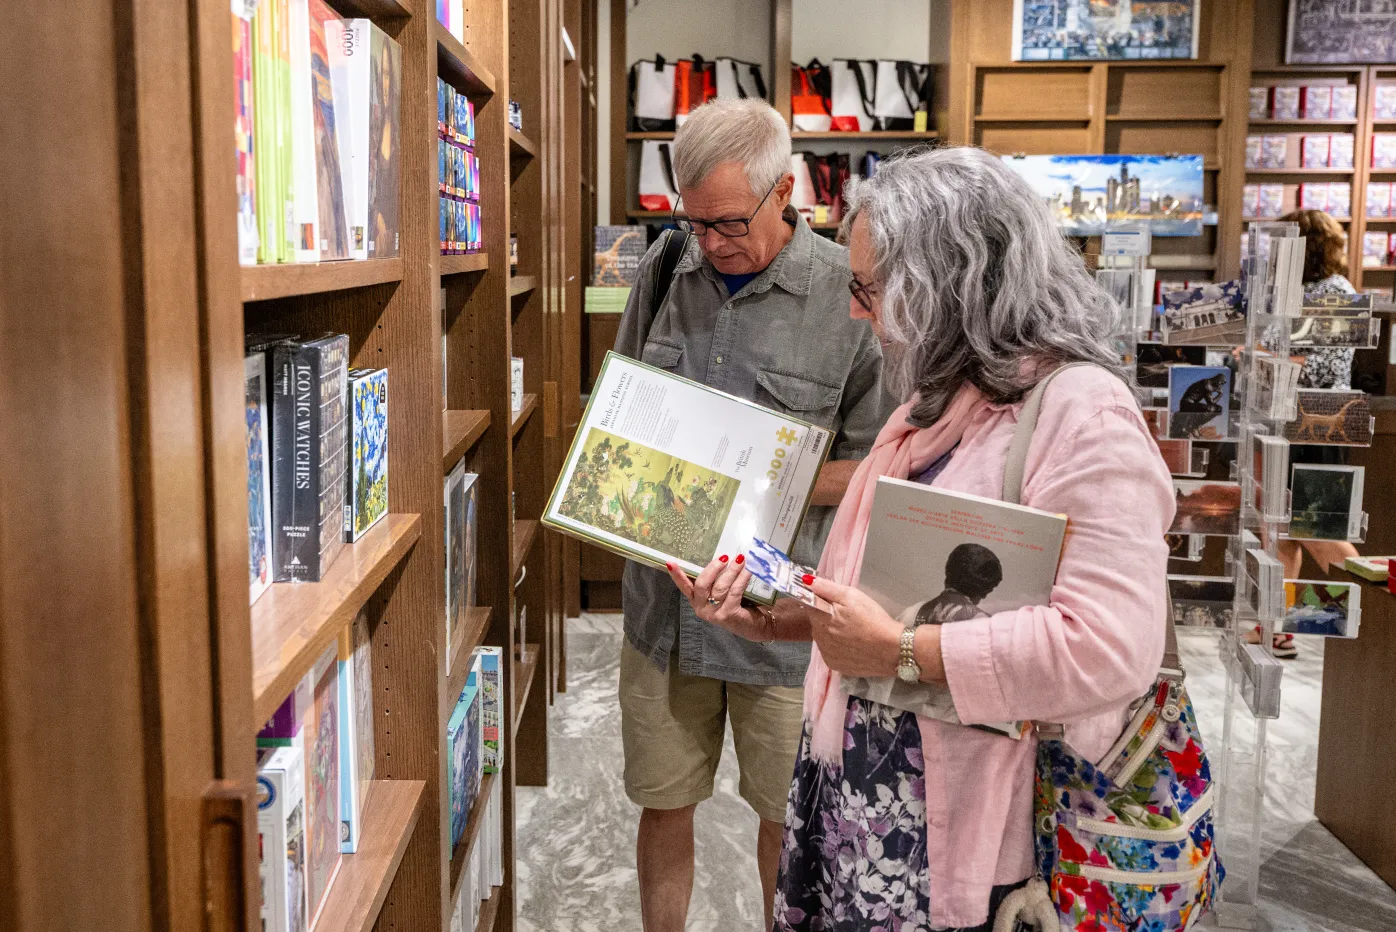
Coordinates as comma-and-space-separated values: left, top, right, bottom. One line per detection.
672, 99, 791, 195
845, 146, 1126, 426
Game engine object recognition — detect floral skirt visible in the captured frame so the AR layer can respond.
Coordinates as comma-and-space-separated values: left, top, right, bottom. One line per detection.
773, 695, 1024, 932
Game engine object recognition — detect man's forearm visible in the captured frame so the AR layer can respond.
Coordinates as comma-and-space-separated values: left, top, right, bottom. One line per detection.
810, 459, 860, 507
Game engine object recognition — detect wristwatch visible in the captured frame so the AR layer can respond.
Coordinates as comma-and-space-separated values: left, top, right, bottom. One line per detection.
896, 627, 921, 683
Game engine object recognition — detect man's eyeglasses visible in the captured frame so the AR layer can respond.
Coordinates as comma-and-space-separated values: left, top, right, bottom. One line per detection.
848, 276, 879, 313
672, 181, 778, 238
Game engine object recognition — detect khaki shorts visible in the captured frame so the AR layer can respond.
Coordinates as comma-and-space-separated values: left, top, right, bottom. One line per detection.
619, 640, 804, 824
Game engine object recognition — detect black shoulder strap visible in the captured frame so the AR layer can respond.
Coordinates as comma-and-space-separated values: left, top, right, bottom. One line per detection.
647, 229, 691, 339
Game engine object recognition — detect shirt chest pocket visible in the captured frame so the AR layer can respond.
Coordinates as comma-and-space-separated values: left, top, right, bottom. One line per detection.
755, 368, 843, 429
642, 339, 683, 371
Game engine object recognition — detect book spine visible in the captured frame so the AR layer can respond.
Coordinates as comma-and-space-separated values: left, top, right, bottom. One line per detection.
289, 0, 319, 263
274, 343, 322, 581
276, 0, 296, 261
317, 344, 347, 571
252, 2, 277, 263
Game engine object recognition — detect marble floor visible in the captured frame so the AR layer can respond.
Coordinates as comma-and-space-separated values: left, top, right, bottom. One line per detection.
516, 615, 1396, 931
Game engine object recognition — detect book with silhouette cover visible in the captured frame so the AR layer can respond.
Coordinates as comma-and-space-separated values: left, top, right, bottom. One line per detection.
543, 352, 832, 605
841, 477, 1067, 739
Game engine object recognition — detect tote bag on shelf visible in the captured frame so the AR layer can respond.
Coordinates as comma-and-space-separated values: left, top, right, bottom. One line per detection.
674, 56, 716, 127
791, 59, 832, 132
629, 56, 676, 132
871, 60, 933, 131
714, 57, 767, 102
829, 59, 875, 133
638, 139, 680, 212
790, 153, 818, 217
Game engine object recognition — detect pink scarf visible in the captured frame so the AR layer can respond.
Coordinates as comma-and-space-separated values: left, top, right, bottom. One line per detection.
804, 382, 991, 764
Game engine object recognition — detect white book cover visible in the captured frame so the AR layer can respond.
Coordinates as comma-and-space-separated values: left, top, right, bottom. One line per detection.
288, 0, 319, 263
326, 18, 370, 260
544, 352, 833, 604
257, 743, 308, 932
246, 353, 273, 605
842, 476, 1067, 739
337, 613, 374, 853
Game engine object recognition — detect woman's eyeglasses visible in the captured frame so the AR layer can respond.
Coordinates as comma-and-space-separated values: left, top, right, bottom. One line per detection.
848, 276, 879, 312
672, 181, 778, 238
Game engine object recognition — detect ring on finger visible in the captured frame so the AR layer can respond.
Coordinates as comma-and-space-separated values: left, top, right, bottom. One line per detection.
706, 597, 721, 606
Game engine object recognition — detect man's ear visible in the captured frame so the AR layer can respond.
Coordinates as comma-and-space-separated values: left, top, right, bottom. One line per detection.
772, 172, 795, 209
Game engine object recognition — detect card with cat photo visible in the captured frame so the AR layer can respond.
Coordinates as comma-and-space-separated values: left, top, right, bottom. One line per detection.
1282, 390, 1373, 446
1168, 365, 1231, 440
1280, 580, 1360, 639
1168, 574, 1235, 628
1288, 464, 1364, 541
1135, 342, 1206, 388
1171, 479, 1242, 537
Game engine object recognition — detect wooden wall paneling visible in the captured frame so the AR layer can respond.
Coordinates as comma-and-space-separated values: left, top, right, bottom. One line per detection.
976, 123, 1093, 154
560, 0, 586, 669
771, 0, 793, 120
543, 0, 564, 701
609, 0, 628, 223
1, 3, 162, 929
1107, 66, 1224, 119
1087, 64, 1109, 152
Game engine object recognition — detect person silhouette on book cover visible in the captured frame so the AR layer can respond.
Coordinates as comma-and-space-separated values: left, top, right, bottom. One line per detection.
907, 543, 1004, 627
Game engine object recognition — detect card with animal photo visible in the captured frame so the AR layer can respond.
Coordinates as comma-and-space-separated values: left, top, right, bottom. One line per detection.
1171, 479, 1242, 537
1168, 366, 1231, 440
1283, 390, 1373, 446
1135, 342, 1206, 388
1168, 575, 1235, 629
1280, 580, 1360, 638
1288, 464, 1364, 541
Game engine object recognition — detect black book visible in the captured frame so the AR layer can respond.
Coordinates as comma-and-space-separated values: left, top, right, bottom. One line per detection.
271, 334, 350, 582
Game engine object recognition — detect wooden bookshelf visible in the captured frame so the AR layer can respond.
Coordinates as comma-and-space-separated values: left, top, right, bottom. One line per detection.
508, 127, 538, 159
791, 130, 940, 140
510, 393, 539, 436
313, 780, 426, 932
477, 887, 504, 932
240, 258, 404, 302
444, 409, 491, 472
436, 22, 497, 97
514, 646, 541, 734
508, 275, 538, 297
512, 520, 539, 574
249, 514, 422, 726
447, 606, 494, 704
332, 0, 413, 17
625, 130, 674, 140
449, 769, 498, 904
441, 252, 490, 275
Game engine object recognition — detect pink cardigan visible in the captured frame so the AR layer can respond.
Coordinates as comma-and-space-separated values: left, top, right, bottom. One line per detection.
838, 367, 1175, 928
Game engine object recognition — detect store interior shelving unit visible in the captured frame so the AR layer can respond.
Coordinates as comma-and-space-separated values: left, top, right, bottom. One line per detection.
1246, 0, 1396, 295
4, 1, 578, 930
945, 0, 1257, 282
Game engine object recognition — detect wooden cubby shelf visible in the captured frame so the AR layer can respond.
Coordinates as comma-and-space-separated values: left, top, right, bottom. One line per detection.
436, 23, 496, 97
449, 770, 498, 905
513, 646, 540, 736
441, 252, 490, 276
443, 409, 491, 472
626, 210, 671, 219
240, 258, 404, 303
509, 127, 538, 159
446, 607, 494, 704
250, 513, 422, 726
313, 780, 426, 932
1249, 118, 1360, 126
511, 520, 539, 574
1246, 168, 1355, 175
477, 887, 504, 932
330, 0, 413, 17
508, 275, 538, 298
625, 131, 674, 140
792, 130, 940, 140
509, 394, 539, 437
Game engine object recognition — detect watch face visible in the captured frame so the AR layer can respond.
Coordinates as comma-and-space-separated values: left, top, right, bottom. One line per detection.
897, 663, 920, 683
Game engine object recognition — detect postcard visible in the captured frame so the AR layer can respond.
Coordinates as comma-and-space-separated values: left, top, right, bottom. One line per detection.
1013, 0, 1199, 62
1283, 390, 1373, 446
1156, 439, 1194, 476
1169, 574, 1235, 628
1167, 533, 1205, 562
1168, 365, 1231, 440
1288, 464, 1364, 541
1000, 154, 1204, 236
1135, 342, 1206, 388
1280, 580, 1360, 638
1161, 280, 1245, 346
1171, 480, 1242, 537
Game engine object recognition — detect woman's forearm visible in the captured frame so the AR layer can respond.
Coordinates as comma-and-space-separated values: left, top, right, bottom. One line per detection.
769, 598, 817, 642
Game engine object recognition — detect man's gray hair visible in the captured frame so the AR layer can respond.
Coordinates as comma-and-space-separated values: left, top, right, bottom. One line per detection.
672, 99, 791, 195
845, 146, 1127, 426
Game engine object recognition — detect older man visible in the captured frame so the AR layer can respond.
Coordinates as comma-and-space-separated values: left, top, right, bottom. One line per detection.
613, 99, 888, 931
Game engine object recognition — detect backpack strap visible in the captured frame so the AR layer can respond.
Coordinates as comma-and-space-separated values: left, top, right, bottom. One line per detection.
644, 229, 692, 341
1003, 363, 1183, 678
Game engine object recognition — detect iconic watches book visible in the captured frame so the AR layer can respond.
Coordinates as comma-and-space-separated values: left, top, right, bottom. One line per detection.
543, 351, 832, 604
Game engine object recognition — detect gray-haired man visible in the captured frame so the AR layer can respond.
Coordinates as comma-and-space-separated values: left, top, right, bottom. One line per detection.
614, 98, 888, 931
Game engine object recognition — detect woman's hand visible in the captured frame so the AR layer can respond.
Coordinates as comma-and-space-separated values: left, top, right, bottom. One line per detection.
807, 576, 904, 677
665, 554, 768, 642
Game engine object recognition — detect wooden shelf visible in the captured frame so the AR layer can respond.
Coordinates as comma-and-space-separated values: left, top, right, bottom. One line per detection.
1150, 254, 1219, 271
311, 780, 425, 932
508, 275, 538, 298
443, 409, 491, 472
1250, 216, 1351, 223
1106, 113, 1222, 121
476, 886, 503, 932
447, 606, 494, 705
513, 645, 540, 735
626, 131, 674, 140
1250, 118, 1359, 126
436, 23, 496, 97
974, 113, 1088, 122
1245, 167, 1355, 175
241, 258, 403, 303
792, 130, 939, 140
441, 252, 489, 276
1364, 266, 1396, 272
511, 519, 539, 574
510, 393, 538, 437
509, 127, 538, 159
448, 770, 497, 905
626, 210, 672, 219
251, 514, 422, 726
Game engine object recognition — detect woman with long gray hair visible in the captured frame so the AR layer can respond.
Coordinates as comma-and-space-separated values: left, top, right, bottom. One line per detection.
665, 146, 1175, 930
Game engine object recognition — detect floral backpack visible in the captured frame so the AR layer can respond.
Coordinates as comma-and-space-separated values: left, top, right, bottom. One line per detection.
995, 364, 1224, 932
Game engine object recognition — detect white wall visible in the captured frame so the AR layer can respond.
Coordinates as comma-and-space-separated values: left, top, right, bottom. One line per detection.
791, 0, 947, 64
626, 0, 773, 71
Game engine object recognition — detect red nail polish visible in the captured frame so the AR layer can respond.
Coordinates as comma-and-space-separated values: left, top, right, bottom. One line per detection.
735, 554, 745, 565
719, 555, 728, 563
665, 562, 675, 571
802, 574, 815, 585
